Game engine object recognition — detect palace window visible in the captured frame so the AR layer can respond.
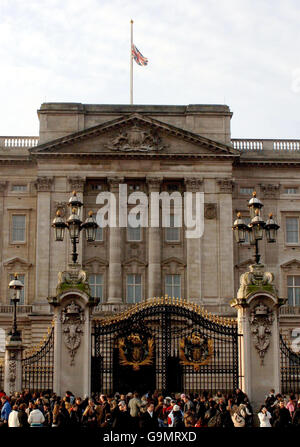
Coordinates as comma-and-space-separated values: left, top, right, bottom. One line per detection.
127, 274, 142, 303
9, 274, 25, 304
240, 187, 254, 195
165, 274, 181, 299
286, 217, 299, 244
127, 222, 141, 241
284, 188, 298, 194
165, 214, 181, 242
287, 276, 300, 306
12, 215, 26, 242
11, 185, 27, 192
88, 274, 103, 302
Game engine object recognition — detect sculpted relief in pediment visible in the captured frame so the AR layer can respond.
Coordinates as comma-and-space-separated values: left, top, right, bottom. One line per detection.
105, 124, 168, 152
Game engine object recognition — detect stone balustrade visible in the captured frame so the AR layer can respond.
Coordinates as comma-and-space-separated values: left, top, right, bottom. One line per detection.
0, 305, 33, 314
279, 305, 300, 315
232, 138, 300, 152
0, 136, 39, 148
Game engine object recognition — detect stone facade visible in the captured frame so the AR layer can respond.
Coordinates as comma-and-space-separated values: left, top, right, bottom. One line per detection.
0, 103, 299, 354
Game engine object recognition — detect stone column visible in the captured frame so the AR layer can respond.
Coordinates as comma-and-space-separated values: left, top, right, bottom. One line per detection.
35, 177, 53, 302
4, 336, 23, 395
107, 177, 124, 303
147, 177, 162, 299
184, 177, 203, 302
217, 178, 235, 303
67, 177, 85, 267
231, 263, 286, 410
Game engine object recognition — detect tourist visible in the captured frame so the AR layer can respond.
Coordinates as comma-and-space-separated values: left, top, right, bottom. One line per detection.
0, 396, 11, 427
258, 405, 272, 427
139, 402, 158, 430
8, 404, 20, 427
27, 403, 45, 427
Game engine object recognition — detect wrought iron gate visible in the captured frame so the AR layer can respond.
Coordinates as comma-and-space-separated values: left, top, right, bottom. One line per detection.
280, 334, 300, 393
21, 325, 54, 392
92, 298, 239, 394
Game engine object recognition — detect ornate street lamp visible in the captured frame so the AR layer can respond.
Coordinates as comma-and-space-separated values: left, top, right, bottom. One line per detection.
232, 191, 280, 264
8, 273, 24, 341
52, 191, 99, 264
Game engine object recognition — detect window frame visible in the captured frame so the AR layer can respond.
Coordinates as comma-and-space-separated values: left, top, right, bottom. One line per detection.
126, 274, 142, 303
285, 216, 300, 246
164, 274, 181, 299
88, 273, 104, 302
11, 214, 26, 244
287, 275, 300, 306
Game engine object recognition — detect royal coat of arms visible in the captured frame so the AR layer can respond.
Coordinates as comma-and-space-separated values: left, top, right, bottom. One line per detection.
105, 125, 167, 152
179, 332, 214, 371
118, 332, 154, 371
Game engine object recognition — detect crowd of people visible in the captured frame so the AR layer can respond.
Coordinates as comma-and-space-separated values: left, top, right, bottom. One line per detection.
0, 387, 299, 428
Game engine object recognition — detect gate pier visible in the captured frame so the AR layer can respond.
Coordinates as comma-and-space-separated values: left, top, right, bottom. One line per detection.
231, 263, 286, 409
48, 268, 98, 397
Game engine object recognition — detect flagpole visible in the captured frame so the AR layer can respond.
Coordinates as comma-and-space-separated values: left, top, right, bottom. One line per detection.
130, 19, 133, 105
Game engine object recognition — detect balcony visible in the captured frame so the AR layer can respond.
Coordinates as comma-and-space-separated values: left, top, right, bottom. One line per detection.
0, 305, 33, 314
279, 305, 300, 316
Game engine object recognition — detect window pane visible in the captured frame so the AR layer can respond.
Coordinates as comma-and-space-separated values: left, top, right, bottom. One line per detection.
286, 218, 299, 243
127, 285, 134, 303
173, 285, 181, 299
12, 215, 26, 242
295, 288, 300, 306
95, 227, 103, 241
165, 275, 172, 285
165, 284, 172, 297
127, 225, 141, 241
295, 276, 300, 286
287, 276, 294, 286
288, 288, 294, 306
88, 274, 103, 301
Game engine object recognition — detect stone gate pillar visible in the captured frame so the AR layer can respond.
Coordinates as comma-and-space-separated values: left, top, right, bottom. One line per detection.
4, 336, 23, 395
231, 263, 286, 410
48, 267, 98, 397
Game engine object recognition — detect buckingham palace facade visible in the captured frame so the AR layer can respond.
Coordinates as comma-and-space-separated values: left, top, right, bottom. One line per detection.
0, 102, 299, 353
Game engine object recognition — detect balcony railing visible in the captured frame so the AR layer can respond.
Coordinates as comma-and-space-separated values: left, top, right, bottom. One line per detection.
0, 305, 33, 314
232, 139, 300, 152
0, 136, 39, 149
279, 305, 300, 316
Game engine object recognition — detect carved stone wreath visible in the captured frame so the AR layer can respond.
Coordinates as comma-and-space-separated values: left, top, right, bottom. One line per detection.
61, 301, 85, 366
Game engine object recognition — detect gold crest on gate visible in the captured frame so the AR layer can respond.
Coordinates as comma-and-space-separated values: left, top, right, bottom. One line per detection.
118, 333, 154, 371
179, 332, 213, 371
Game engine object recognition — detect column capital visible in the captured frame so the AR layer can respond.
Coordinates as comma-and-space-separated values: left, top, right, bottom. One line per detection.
217, 178, 234, 193
35, 176, 53, 192
259, 183, 280, 199
184, 177, 203, 192
107, 176, 124, 192
68, 176, 85, 193
146, 176, 162, 191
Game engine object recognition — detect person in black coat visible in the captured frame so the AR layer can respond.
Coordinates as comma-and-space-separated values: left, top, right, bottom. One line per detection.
139, 403, 159, 430
112, 401, 133, 430
272, 401, 291, 427
18, 403, 29, 428
292, 402, 300, 426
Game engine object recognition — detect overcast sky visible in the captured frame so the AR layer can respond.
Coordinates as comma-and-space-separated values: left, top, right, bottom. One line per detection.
1, 0, 299, 139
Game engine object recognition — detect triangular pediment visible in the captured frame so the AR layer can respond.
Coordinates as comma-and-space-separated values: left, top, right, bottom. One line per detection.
31, 113, 238, 159
3, 257, 32, 269
280, 259, 300, 270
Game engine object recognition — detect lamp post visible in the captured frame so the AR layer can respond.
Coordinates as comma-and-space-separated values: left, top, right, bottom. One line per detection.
232, 191, 280, 264
52, 191, 99, 264
8, 273, 24, 341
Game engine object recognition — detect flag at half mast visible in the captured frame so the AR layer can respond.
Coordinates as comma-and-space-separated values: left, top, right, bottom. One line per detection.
132, 44, 148, 66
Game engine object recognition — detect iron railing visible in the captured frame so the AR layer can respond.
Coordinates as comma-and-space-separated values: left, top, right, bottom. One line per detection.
280, 334, 300, 394
21, 326, 54, 392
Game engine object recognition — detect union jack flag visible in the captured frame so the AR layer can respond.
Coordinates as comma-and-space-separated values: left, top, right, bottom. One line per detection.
132, 44, 148, 66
